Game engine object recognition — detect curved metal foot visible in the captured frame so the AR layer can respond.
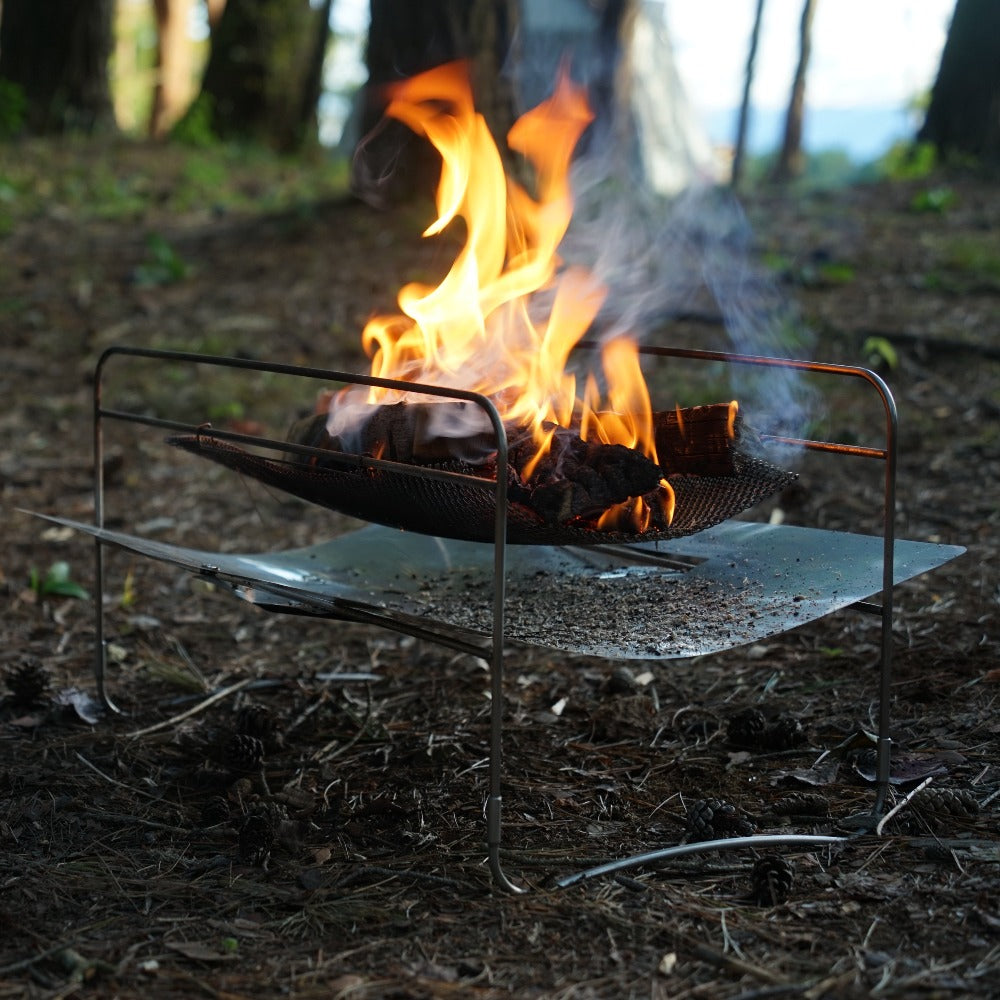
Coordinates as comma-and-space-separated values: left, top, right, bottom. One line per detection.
487, 795, 527, 894
94, 640, 123, 715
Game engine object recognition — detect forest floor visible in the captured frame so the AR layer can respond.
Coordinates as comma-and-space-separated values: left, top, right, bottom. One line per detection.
1, 138, 998, 998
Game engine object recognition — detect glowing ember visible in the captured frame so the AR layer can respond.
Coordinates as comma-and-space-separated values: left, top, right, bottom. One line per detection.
328, 62, 707, 531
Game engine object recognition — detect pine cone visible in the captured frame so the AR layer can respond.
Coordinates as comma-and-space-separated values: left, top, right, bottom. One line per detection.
912, 786, 980, 819
200, 795, 232, 828
224, 734, 265, 775
237, 801, 288, 866
238, 810, 276, 867
726, 708, 767, 749
5, 658, 50, 707
772, 792, 830, 817
750, 854, 794, 905
686, 798, 756, 842
236, 703, 282, 751
762, 716, 807, 751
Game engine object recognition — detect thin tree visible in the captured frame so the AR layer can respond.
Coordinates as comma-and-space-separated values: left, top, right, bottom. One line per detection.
150, 0, 195, 138
918, 0, 1000, 164
771, 0, 818, 183
0, 0, 115, 135
205, 0, 227, 35
732, 0, 766, 189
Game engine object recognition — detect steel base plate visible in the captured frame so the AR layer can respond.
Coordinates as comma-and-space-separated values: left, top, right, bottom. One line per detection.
30, 513, 964, 659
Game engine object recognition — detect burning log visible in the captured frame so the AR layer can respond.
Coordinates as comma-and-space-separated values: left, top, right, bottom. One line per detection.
283, 399, 743, 528
508, 427, 663, 525
654, 403, 743, 478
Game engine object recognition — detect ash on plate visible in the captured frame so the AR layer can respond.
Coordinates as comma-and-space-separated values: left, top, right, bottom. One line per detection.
411, 566, 759, 658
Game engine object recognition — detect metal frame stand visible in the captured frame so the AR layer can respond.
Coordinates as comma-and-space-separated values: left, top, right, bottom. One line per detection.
87, 344, 902, 892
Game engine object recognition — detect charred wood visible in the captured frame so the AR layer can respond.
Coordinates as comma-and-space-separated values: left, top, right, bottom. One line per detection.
285, 399, 745, 526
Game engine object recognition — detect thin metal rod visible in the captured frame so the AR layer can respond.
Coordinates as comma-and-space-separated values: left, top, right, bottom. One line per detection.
95, 409, 501, 490
92, 352, 119, 713
760, 435, 886, 460
875, 373, 898, 813
485, 397, 524, 893
555, 835, 845, 889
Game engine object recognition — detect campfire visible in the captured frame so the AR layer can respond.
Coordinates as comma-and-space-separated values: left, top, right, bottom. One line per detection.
171, 62, 794, 543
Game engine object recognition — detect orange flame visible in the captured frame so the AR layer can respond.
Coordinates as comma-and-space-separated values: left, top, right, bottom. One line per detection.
346, 62, 668, 527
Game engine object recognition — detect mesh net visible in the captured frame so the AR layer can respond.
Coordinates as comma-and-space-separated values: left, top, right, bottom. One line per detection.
169, 434, 796, 546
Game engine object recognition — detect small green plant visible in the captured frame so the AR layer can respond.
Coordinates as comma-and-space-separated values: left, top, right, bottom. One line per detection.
814, 261, 855, 285
910, 186, 956, 214
171, 94, 216, 148
862, 335, 899, 372
208, 399, 246, 422
120, 567, 137, 609
943, 236, 1000, 282
0, 79, 27, 139
133, 233, 190, 286
877, 141, 936, 181
29, 561, 90, 600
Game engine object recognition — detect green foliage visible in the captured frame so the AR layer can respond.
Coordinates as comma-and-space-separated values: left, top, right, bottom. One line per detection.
799, 149, 857, 189
208, 399, 246, 422
0, 175, 17, 235
941, 236, 1000, 282
813, 261, 855, 285
743, 148, 861, 191
762, 251, 855, 288
0, 79, 27, 139
0, 138, 349, 236
29, 561, 90, 600
133, 233, 190, 286
876, 141, 937, 181
861, 336, 899, 372
171, 94, 216, 148
910, 186, 956, 213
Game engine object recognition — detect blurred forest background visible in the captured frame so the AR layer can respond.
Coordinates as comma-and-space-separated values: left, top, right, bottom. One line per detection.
0, 0, 997, 211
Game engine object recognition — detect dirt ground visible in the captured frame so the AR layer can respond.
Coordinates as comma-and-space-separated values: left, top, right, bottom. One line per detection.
1, 140, 998, 998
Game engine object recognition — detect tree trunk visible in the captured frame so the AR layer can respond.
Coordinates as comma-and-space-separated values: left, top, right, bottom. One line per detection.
205, 0, 227, 35
355, 0, 518, 204
771, 0, 817, 183
0, 0, 115, 135
732, 0, 766, 189
150, 0, 195, 138
198, 0, 332, 151
585, 0, 638, 159
917, 0, 1000, 164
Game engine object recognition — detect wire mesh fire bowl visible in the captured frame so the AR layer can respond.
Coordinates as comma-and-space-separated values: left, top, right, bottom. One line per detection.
28, 344, 965, 892
166, 402, 796, 547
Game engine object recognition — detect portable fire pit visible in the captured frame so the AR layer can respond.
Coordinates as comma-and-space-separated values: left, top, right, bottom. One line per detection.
30, 343, 964, 891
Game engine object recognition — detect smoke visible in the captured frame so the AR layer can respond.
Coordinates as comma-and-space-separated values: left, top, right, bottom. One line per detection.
557, 153, 817, 440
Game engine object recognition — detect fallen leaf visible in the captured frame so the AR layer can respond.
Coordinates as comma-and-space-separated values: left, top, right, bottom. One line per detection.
54, 687, 102, 725
773, 759, 841, 787
9, 713, 47, 728
852, 753, 950, 786
165, 940, 237, 962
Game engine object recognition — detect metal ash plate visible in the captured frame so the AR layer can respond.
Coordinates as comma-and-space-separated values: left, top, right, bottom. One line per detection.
411, 566, 757, 658
28, 515, 965, 661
